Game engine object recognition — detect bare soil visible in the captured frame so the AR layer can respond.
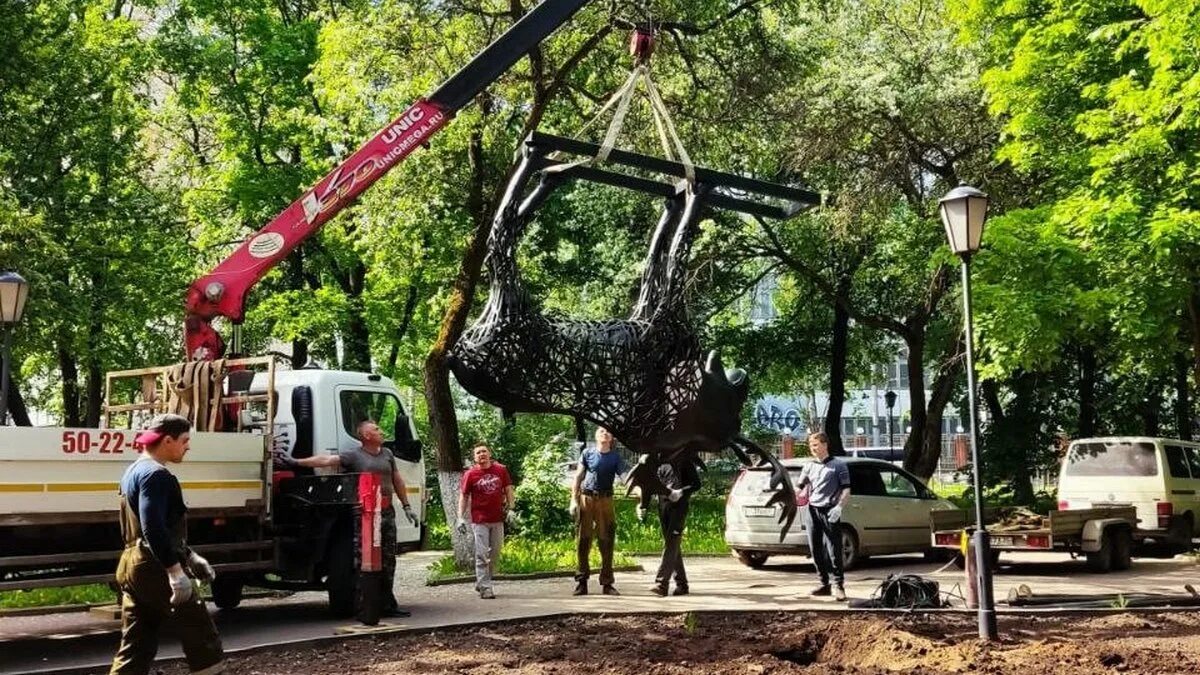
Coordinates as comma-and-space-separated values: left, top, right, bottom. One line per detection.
205, 611, 1200, 674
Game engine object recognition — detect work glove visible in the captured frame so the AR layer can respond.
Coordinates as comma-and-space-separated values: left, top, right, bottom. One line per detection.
504, 509, 518, 528
827, 505, 843, 524
272, 449, 299, 469
667, 488, 683, 503
456, 518, 468, 536
167, 564, 193, 606
568, 500, 580, 521
186, 551, 215, 582
635, 504, 647, 522
402, 504, 419, 527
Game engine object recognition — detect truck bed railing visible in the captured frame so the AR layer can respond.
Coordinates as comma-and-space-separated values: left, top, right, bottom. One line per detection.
103, 355, 276, 435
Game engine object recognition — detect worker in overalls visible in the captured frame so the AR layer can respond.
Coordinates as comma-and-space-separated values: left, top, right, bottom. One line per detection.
110, 413, 224, 675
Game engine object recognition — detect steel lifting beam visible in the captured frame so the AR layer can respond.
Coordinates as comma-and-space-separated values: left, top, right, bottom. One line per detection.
526, 131, 823, 218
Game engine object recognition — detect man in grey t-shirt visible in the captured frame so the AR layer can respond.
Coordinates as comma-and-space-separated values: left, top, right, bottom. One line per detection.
275, 419, 418, 617
797, 431, 851, 601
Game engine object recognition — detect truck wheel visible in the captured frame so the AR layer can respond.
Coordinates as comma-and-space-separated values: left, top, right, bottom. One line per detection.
211, 576, 245, 610
734, 549, 769, 569
1112, 527, 1133, 571
327, 526, 357, 618
1086, 530, 1115, 573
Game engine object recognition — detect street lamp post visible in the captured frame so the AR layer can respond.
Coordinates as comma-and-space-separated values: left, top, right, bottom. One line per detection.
939, 184, 997, 641
884, 390, 897, 463
0, 271, 30, 426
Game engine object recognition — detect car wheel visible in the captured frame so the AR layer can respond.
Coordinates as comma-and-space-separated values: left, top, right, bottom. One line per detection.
734, 549, 770, 569
1086, 530, 1115, 573
1171, 515, 1195, 554
840, 525, 862, 571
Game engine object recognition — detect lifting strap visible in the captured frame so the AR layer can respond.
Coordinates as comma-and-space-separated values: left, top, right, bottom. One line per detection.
545, 61, 695, 185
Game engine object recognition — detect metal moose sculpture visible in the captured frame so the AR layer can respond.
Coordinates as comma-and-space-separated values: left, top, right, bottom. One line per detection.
449, 133, 821, 539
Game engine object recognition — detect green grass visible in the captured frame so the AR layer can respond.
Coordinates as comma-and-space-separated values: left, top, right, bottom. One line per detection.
427, 537, 639, 581
425, 496, 729, 581
0, 584, 116, 609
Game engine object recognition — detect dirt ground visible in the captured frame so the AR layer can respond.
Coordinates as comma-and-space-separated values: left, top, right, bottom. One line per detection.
199, 611, 1200, 675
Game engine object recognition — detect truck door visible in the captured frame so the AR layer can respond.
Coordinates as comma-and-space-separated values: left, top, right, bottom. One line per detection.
335, 388, 424, 545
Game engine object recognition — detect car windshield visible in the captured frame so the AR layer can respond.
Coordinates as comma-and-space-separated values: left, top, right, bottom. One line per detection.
1064, 441, 1158, 477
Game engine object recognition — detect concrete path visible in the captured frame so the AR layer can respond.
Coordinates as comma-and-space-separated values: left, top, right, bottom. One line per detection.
2, 550, 1197, 674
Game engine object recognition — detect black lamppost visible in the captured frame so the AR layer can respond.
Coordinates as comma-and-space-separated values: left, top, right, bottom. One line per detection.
884, 390, 897, 462
0, 271, 30, 426
939, 185, 996, 640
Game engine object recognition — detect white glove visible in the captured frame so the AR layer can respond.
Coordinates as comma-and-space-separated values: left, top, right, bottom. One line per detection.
569, 500, 580, 520
167, 564, 193, 605
827, 505, 843, 523
456, 518, 468, 535
186, 551, 215, 582
505, 509, 518, 528
403, 504, 419, 527
668, 488, 683, 503
636, 504, 647, 522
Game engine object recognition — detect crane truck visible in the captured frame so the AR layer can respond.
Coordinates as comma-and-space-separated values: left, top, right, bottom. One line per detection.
0, 0, 596, 616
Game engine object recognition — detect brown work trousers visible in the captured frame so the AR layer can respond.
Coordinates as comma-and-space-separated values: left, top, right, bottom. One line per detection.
575, 493, 617, 585
110, 497, 224, 675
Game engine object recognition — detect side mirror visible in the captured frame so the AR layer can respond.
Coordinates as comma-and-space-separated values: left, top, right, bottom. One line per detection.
391, 438, 423, 463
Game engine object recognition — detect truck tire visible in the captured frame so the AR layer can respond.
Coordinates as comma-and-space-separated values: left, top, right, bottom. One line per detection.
211, 576, 245, 610
1086, 530, 1115, 573
734, 549, 769, 569
327, 526, 357, 618
1111, 527, 1133, 571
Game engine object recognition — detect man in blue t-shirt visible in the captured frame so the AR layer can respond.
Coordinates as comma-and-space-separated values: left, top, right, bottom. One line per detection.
570, 426, 626, 596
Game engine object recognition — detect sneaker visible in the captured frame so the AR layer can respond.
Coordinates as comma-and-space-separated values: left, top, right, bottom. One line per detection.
834, 586, 846, 602
573, 581, 588, 596
480, 588, 495, 599
672, 586, 689, 596
602, 585, 620, 596
650, 585, 668, 597
810, 585, 832, 597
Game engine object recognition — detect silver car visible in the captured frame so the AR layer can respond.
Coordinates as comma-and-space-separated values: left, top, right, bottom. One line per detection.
725, 457, 957, 569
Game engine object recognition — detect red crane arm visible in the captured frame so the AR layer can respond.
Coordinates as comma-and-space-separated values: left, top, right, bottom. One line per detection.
184, 0, 593, 360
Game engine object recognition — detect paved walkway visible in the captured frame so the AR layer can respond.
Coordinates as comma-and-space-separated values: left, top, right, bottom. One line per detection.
3, 551, 1198, 674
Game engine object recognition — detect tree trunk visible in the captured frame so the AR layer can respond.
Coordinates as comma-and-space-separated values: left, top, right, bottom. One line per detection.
425, 127, 489, 475
823, 286, 850, 456
912, 336, 962, 481
1176, 349, 1192, 441
438, 470, 474, 569
6, 370, 31, 426
342, 263, 372, 373
58, 345, 82, 427
386, 284, 420, 378
1078, 345, 1098, 437
1142, 381, 1162, 436
901, 333, 931, 475
85, 361, 103, 428
291, 338, 309, 370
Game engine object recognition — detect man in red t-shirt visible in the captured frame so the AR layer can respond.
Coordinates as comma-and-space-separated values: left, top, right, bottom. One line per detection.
456, 445, 514, 599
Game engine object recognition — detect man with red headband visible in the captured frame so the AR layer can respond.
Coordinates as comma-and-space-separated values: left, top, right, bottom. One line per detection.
110, 414, 224, 675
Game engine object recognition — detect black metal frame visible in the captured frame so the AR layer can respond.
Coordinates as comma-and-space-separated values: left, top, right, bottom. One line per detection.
526, 132, 823, 219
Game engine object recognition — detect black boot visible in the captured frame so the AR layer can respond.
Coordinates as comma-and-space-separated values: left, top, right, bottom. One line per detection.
573, 580, 588, 596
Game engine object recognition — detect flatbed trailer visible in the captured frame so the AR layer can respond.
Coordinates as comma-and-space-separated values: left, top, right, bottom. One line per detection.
930, 506, 1139, 573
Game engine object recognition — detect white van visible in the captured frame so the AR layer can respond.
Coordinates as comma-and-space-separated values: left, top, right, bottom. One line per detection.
1057, 437, 1200, 553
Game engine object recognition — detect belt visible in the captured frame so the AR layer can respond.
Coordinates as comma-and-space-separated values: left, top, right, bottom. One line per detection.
582, 489, 613, 497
